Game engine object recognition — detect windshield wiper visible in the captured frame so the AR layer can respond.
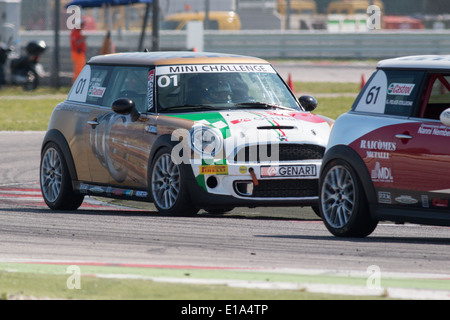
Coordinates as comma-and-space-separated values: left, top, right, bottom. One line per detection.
163, 104, 222, 112
234, 102, 293, 111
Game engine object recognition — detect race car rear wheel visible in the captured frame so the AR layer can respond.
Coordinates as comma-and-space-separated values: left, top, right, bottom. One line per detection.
319, 159, 377, 237
40, 143, 84, 210
150, 147, 198, 216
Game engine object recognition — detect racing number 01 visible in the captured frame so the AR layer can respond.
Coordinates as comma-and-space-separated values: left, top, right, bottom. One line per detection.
365, 86, 381, 105
75, 78, 87, 94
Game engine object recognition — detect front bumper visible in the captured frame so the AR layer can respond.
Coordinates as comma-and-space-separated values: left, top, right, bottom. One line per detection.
187, 160, 322, 209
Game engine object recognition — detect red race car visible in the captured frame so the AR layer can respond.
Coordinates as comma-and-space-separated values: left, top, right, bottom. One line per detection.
319, 55, 450, 237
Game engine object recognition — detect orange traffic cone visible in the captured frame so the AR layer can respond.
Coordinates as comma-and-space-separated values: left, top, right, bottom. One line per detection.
288, 73, 295, 92
360, 74, 366, 89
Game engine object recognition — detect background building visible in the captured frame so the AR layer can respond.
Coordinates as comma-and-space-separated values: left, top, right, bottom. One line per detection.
16, 0, 450, 31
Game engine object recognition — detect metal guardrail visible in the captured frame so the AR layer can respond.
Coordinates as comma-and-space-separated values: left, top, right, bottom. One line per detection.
18, 30, 450, 86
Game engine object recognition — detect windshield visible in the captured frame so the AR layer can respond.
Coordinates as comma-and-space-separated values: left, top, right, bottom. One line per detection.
155, 64, 301, 112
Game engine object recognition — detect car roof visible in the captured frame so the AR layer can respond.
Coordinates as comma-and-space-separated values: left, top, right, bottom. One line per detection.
87, 51, 268, 66
378, 55, 450, 70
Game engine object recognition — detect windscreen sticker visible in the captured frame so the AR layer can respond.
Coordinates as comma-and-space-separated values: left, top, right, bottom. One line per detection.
387, 83, 415, 96
88, 86, 106, 98
354, 70, 387, 114
147, 69, 155, 111
156, 64, 276, 75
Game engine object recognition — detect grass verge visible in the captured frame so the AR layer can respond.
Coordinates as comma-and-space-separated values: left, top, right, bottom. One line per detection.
0, 263, 392, 300
0, 83, 357, 131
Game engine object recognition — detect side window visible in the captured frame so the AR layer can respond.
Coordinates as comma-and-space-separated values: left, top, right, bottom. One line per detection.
384, 70, 424, 116
353, 69, 424, 117
86, 66, 110, 106
421, 74, 450, 120
103, 66, 149, 113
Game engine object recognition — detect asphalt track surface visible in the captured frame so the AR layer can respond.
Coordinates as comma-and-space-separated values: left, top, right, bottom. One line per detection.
0, 131, 449, 299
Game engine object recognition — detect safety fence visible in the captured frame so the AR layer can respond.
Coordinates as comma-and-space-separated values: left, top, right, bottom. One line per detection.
18, 30, 450, 86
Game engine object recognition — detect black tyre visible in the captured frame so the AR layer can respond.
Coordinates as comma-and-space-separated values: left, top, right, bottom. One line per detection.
150, 147, 198, 216
40, 143, 84, 210
205, 207, 234, 214
311, 205, 321, 218
319, 159, 378, 237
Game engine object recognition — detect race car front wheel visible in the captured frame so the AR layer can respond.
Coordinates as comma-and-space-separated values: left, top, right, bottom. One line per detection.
40, 143, 84, 210
319, 159, 377, 237
150, 147, 198, 216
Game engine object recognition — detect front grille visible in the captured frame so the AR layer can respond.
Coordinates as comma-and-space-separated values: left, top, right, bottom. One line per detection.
235, 179, 318, 198
234, 144, 325, 163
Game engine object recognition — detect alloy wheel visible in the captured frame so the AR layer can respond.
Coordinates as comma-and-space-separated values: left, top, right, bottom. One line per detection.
151, 153, 181, 210
321, 165, 355, 228
41, 147, 63, 203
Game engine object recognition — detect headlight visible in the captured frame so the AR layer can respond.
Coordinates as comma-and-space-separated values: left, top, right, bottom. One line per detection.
189, 126, 223, 157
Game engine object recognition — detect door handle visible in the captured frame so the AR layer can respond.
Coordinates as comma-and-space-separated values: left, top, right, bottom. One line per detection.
88, 120, 99, 127
395, 134, 413, 140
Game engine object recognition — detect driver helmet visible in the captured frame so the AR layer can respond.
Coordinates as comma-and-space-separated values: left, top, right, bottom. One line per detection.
205, 79, 232, 103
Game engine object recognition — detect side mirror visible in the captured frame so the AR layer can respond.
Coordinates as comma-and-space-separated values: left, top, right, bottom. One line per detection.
440, 108, 450, 127
299, 95, 318, 112
112, 98, 140, 121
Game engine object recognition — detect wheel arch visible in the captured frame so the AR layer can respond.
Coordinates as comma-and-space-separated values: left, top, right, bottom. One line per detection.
41, 129, 78, 181
321, 145, 377, 205
148, 134, 180, 166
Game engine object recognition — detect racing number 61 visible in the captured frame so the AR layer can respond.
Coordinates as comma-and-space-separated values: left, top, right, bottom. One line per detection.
365, 86, 381, 104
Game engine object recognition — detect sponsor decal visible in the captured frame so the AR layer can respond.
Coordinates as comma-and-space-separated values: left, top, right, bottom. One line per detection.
112, 188, 125, 196
79, 184, 89, 194
145, 125, 157, 134
211, 120, 227, 129
378, 191, 392, 204
365, 151, 389, 159
360, 140, 396, 151
418, 124, 450, 137
387, 83, 415, 96
386, 99, 413, 107
261, 165, 317, 178
89, 186, 104, 194
432, 198, 449, 208
156, 64, 276, 75
199, 165, 228, 175
231, 118, 251, 125
147, 69, 155, 111
360, 140, 396, 159
421, 195, 429, 208
395, 195, 418, 205
78, 184, 147, 198
88, 86, 106, 98
135, 191, 148, 198
239, 166, 248, 174
371, 162, 394, 183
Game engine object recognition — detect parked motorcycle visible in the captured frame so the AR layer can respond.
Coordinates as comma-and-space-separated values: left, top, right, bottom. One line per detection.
0, 40, 47, 91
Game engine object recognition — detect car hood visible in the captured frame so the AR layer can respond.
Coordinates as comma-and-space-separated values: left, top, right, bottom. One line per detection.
164, 109, 332, 147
